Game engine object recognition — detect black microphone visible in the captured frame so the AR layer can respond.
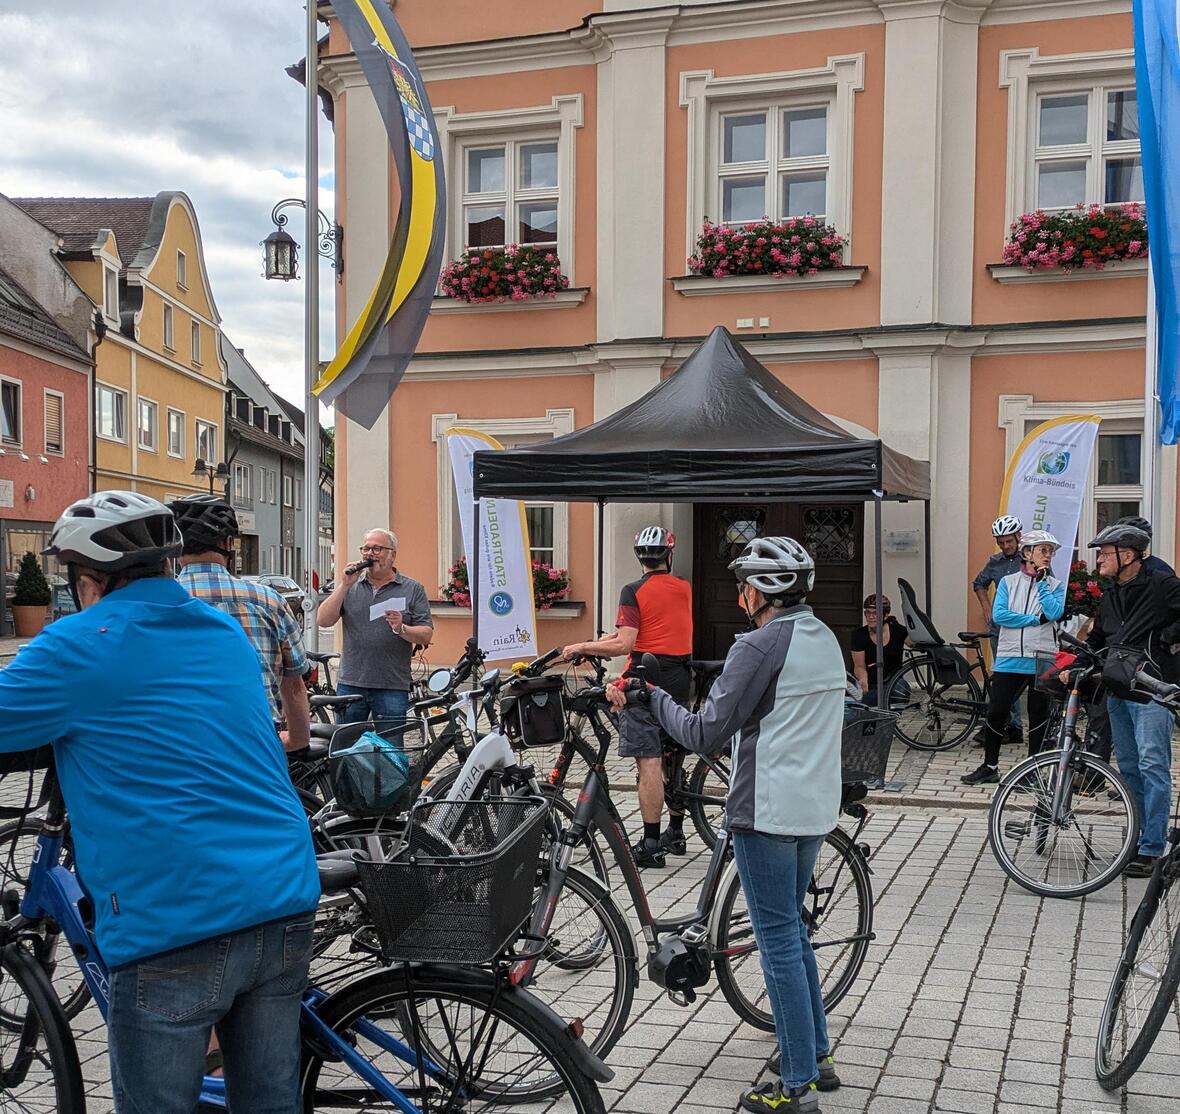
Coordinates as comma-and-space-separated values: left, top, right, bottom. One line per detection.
345, 557, 375, 576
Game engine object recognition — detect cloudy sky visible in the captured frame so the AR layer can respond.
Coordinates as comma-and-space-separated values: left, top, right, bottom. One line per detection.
0, 0, 335, 413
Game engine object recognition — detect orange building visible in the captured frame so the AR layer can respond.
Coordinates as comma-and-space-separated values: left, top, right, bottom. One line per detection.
319, 0, 1164, 661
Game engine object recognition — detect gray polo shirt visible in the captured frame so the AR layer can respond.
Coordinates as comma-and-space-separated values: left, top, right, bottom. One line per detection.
337, 571, 433, 691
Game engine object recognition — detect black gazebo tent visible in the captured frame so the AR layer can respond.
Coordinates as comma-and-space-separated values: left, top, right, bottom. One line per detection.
470, 326, 932, 706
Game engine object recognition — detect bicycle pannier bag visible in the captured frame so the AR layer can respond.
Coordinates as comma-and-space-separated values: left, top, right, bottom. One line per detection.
331, 730, 412, 815
1101, 645, 1152, 704
500, 675, 566, 748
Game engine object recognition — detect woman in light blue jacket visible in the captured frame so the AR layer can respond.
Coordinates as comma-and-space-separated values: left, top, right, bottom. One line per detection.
961, 530, 1066, 785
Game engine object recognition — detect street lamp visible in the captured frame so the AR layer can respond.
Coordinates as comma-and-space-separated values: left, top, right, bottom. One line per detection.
262, 199, 341, 280
192, 458, 231, 495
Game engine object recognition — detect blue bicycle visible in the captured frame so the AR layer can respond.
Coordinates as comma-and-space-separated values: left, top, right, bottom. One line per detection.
0, 766, 609, 1112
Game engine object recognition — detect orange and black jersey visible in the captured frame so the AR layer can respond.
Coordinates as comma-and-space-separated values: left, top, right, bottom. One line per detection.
616, 570, 693, 656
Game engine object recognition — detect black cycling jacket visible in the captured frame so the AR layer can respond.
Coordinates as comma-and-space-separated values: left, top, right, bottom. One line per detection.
1088, 565, 1180, 684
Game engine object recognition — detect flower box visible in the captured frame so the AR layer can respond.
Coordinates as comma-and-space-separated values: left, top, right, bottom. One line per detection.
1000, 203, 1147, 274
440, 556, 571, 611
440, 245, 570, 305
688, 217, 847, 280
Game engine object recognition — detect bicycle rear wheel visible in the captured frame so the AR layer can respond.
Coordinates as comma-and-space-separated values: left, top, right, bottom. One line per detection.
686, 754, 730, 849
1096, 848, 1180, 1089
300, 965, 606, 1112
888, 656, 981, 751
0, 941, 85, 1113
988, 752, 1138, 898
712, 826, 873, 1028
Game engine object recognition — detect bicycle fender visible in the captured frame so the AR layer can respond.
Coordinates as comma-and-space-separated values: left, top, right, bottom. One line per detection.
309, 962, 616, 1084
706, 859, 742, 947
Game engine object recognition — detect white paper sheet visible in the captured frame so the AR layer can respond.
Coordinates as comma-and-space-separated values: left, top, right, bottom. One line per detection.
369, 597, 407, 622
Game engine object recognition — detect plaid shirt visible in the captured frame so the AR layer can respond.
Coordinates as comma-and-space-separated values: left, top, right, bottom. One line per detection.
177, 562, 308, 717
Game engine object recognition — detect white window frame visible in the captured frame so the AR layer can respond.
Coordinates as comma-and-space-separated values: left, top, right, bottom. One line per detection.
680, 55, 864, 262
999, 48, 1138, 231
458, 138, 559, 251
166, 407, 185, 458
283, 474, 293, 507
431, 409, 574, 589
96, 382, 127, 443
162, 304, 174, 351
103, 267, 119, 323
435, 95, 584, 285
42, 388, 64, 456
294, 478, 302, 511
195, 419, 216, 462
232, 461, 252, 508
137, 396, 158, 452
999, 394, 1167, 556
191, 320, 201, 366
0, 376, 22, 448
176, 250, 188, 290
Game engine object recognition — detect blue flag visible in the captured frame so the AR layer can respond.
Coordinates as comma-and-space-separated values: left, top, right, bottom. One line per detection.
1135, 0, 1180, 443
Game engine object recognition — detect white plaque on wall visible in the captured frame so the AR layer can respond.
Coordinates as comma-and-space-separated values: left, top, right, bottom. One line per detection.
0, 480, 13, 509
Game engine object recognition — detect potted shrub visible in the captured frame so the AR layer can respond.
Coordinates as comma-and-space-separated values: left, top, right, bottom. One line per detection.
440, 245, 570, 304
11, 552, 52, 637
688, 217, 848, 278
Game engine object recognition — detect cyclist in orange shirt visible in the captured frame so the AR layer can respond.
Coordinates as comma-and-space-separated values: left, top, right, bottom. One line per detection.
563, 527, 692, 866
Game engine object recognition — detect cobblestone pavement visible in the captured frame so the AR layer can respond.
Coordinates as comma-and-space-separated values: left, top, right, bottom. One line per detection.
33, 800, 1176, 1113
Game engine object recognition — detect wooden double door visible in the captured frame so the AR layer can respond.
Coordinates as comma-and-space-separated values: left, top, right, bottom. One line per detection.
692, 503, 865, 664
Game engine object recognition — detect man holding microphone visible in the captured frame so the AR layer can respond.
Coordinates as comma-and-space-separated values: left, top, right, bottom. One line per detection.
316, 528, 433, 723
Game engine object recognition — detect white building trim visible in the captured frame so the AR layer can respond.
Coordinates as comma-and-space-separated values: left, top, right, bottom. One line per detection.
679, 55, 865, 263
431, 288, 589, 314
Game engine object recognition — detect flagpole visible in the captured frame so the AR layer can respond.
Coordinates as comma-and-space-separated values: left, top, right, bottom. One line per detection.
1144, 254, 1161, 526
304, 0, 321, 653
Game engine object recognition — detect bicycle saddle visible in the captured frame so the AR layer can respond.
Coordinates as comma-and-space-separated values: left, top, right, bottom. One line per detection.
290, 738, 330, 760
309, 693, 364, 710
957, 631, 989, 643
317, 849, 361, 894
309, 723, 336, 742
307, 651, 340, 664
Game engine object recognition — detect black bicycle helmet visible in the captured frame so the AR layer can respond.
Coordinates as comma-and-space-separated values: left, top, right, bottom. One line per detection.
1116, 515, 1153, 539
43, 491, 181, 572
1088, 523, 1150, 556
168, 494, 240, 554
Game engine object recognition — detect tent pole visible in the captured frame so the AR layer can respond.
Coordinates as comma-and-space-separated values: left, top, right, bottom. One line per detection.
924, 498, 933, 615
471, 497, 481, 650
596, 498, 605, 636
874, 494, 886, 711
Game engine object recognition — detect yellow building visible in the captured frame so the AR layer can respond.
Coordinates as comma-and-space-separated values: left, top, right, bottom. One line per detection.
14, 193, 226, 502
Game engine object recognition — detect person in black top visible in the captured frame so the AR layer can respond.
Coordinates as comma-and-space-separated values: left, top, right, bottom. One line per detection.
848, 594, 908, 707
1086, 522, 1180, 877
1116, 515, 1175, 576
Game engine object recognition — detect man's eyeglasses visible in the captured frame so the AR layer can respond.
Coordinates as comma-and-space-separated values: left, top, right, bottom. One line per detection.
359, 544, 393, 554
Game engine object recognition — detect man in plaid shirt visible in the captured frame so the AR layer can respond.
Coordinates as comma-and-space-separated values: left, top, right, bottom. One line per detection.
170, 495, 311, 751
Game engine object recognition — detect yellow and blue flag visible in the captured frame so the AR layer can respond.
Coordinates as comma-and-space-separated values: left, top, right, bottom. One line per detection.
316, 0, 445, 428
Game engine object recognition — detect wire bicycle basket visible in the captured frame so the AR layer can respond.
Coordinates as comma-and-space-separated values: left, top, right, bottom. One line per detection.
354, 796, 549, 964
841, 707, 899, 784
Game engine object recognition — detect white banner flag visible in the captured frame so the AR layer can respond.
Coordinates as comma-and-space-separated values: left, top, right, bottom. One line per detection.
1000, 414, 1102, 581
446, 429, 538, 662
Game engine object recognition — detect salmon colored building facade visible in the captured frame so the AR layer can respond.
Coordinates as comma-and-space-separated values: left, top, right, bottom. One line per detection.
320, 0, 1166, 662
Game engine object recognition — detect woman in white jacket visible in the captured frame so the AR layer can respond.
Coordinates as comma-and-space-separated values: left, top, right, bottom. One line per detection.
961, 530, 1066, 785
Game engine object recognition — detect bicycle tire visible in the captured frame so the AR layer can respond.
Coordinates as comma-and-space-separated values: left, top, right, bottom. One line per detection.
0, 941, 85, 1114
712, 826, 873, 1028
685, 754, 730, 848
0, 818, 90, 1023
300, 964, 606, 1113
1096, 851, 1180, 1089
888, 655, 982, 751
987, 752, 1138, 899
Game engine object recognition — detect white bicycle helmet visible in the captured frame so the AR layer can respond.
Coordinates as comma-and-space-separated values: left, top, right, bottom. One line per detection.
634, 526, 675, 562
729, 536, 815, 595
1019, 529, 1061, 556
992, 515, 1022, 538
43, 491, 182, 572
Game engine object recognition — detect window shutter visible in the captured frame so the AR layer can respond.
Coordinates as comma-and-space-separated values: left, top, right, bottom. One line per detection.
44, 393, 63, 454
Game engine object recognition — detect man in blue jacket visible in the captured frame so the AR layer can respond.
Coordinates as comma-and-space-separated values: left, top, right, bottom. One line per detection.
0, 492, 319, 1114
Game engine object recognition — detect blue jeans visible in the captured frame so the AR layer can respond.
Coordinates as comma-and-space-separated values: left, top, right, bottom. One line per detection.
1108, 695, 1174, 857
336, 683, 410, 725
731, 829, 829, 1091
108, 913, 314, 1114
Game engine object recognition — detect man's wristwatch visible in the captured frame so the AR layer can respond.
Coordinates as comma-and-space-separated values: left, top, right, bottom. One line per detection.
394, 624, 404, 636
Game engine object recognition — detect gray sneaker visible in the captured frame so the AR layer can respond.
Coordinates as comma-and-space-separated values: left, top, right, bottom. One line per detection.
739, 1081, 820, 1112
766, 1051, 840, 1092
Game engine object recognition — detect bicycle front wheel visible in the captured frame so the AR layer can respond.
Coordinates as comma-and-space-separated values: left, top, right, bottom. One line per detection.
888, 656, 981, 751
1096, 850, 1180, 1089
988, 752, 1138, 898
712, 826, 874, 1028
0, 942, 85, 1113
300, 965, 606, 1112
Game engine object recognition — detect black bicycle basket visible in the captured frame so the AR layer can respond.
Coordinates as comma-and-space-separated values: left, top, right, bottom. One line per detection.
328, 718, 428, 818
500, 674, 566, 748
841, 707, 899, 784
354, 796, 548, 964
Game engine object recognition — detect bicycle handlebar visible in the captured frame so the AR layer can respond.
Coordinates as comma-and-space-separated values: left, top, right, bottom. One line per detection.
1058, 630, 1095, 655
1132, 670, 1180, 704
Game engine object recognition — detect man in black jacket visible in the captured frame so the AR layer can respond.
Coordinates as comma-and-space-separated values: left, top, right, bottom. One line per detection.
1087, 523, 1180, 876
